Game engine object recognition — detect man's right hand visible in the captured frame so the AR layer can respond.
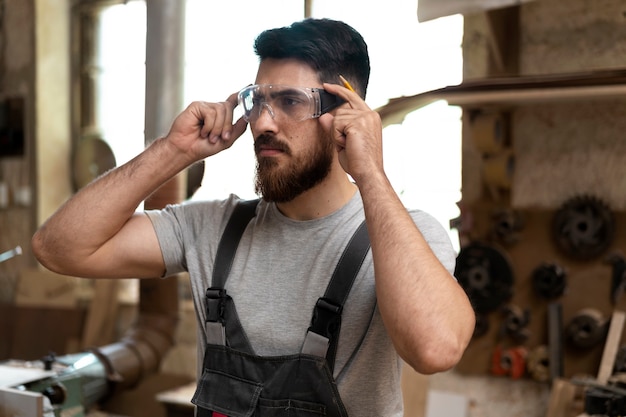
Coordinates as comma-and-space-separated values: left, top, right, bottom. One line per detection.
165, 92, 248, 163
32, 91, 248, 280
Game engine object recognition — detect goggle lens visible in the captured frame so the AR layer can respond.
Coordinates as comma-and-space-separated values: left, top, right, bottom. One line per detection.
238, 84, 345, 122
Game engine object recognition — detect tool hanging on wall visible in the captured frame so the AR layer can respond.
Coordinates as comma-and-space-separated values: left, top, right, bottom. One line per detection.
454, 241, 514, 314
552, 195, 615, 260
491, 345, 527, 379
548, 302, 564, 381
501, 304, 531, 343
607, 253, 626, 305
0, 245, 22, 263
527, 345, 550, 382
72, 135, 116, 191
532, 262, 567, 299
490, 209, 524, 245
565, 308, 608, 350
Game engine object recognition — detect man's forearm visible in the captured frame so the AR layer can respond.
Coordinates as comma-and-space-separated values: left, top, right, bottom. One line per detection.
358, 172, 475, 374
32, 137, 189, 277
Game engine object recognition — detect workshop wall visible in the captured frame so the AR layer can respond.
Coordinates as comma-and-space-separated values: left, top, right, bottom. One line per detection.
442, 0, 626, 416
0, 0, 37, 303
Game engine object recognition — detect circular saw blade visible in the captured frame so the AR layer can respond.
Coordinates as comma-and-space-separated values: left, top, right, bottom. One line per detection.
72, 137, 116, 191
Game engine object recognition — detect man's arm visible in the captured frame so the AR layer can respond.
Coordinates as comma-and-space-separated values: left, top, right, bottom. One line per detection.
323, 82, 475, 375
32, 95, 247, 279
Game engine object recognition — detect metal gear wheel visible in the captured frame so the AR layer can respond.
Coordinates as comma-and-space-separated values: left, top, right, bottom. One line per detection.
532, 263, 567, 299
565, 308, 608, 349
454, 242, 514, 314
552, 195, 615, 260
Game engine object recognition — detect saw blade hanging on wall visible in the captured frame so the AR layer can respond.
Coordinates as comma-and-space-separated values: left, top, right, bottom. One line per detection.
454, 241, 514, 314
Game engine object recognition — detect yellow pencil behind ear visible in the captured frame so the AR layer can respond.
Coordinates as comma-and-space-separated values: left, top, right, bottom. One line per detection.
339, 74, 356, 92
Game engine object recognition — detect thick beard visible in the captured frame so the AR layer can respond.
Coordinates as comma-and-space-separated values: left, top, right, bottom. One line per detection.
254, 133, 334, 203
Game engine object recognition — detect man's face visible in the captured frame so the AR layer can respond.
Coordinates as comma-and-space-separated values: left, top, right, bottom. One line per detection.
250, 58, 335, 203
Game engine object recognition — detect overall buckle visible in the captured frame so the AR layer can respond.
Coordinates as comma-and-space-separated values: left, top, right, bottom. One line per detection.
205, 288, 228, 345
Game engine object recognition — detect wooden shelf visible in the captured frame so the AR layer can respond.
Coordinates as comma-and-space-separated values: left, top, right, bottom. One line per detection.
377, 69, 626, 126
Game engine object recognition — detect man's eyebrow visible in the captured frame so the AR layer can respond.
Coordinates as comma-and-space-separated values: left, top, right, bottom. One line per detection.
270, 87, 305, 98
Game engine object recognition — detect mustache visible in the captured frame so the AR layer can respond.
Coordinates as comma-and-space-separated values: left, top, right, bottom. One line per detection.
254, 134, 291, 155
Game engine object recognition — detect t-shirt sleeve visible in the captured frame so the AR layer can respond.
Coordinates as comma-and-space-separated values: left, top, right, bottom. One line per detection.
145, 205, 188, 277
144, 194, 241, 278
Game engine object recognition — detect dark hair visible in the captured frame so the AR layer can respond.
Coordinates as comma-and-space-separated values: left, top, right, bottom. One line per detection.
254, 18, 370, 98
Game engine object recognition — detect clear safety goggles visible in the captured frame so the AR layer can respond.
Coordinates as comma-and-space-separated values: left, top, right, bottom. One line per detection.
237, 84, 345, 123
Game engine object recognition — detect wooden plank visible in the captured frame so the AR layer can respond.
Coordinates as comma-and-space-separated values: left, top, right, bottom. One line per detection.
597, 310, 626, 384
401, 363, 429, 417
545, 378, 577, 417
377, 69, 626, 126
0, 387, 44, 417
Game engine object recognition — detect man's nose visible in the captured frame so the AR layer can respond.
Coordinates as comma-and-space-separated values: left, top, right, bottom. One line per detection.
258, 102, 275, 119
251, 102, 279, 133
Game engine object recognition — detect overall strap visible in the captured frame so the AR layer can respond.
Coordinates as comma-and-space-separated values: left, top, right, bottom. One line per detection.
212, 199, 260, 288
205, 199, 259, 346
301, 220, 370, 372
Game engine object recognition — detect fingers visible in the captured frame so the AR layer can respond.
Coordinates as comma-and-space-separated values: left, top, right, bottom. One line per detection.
205, 103, 228, 143
322, 81, 369, 111
197, 91, 246, 144
231, 115, 248, 140
218, 91, 243, 142
225, 91, 239, 108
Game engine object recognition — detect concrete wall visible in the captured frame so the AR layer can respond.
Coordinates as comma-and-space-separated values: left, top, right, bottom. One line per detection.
513, 0, 626, 210
520, 0, 626, 75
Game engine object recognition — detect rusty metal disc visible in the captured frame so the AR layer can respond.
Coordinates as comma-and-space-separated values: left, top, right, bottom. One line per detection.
454, 241, 514, 314
72, 136, 116, 191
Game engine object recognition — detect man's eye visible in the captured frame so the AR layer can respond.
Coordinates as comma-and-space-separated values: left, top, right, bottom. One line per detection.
280, 96, 305, 107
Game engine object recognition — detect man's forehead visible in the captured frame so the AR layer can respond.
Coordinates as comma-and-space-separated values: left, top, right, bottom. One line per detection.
255, 58, 321, 87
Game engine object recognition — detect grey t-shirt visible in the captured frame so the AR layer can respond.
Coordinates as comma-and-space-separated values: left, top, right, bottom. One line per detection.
146, 191, 456, 416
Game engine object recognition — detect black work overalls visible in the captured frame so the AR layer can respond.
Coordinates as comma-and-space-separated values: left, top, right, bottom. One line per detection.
191, 200, 370, 417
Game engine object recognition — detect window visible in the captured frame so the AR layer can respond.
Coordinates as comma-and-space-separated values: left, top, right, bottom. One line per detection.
93, 0, 146, 167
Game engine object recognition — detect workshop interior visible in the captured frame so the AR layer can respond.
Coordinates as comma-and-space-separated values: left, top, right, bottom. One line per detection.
2, 0, 626, 416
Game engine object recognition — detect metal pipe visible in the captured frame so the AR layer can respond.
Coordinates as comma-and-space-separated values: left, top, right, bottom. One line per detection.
0, 245, 22, 263
91, 0, 186, 393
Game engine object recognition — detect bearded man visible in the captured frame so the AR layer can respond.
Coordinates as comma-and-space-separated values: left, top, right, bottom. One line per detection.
32, 18, 474, 417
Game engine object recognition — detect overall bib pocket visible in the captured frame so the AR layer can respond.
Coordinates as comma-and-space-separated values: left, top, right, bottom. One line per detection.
192, 366, 328, 417
192, 369, 262, 417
